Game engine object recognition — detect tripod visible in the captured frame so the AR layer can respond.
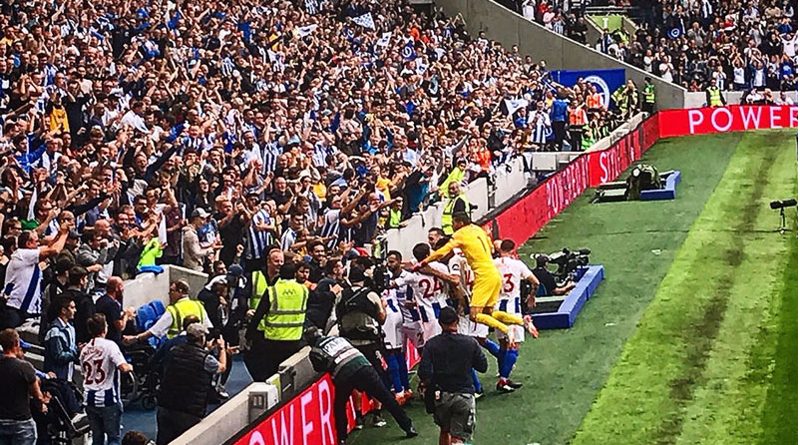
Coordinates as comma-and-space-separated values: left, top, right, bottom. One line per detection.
778, 207, 788, 235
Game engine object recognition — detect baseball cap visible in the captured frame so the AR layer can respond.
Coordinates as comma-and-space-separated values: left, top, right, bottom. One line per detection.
186, 323, 209, 339
191, 208, 210, 219
438, 306, 458, 325
227, 264, 244, 278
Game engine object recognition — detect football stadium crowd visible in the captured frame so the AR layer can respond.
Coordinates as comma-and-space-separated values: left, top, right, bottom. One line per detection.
509, 0, 798, 92
0, 0, 645, 444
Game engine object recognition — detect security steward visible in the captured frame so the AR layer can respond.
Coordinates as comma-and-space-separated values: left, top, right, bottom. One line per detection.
706, 84, 725, 107
419, 306, 488, 445
156, 323, 226, 445
242, 248, 283, 379
306, 327, 417, 444
246, 262, 309, 381
123, 280, 212, 345
441, 182, 471, 236
642, 77, 656, 114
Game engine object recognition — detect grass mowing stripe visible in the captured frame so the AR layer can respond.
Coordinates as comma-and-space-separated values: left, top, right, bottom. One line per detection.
759, 223, 798, 445
673, 131, 797, 445
571, 130, 795, 445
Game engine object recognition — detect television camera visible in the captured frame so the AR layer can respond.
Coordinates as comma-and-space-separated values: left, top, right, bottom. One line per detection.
535, 248, 591, 283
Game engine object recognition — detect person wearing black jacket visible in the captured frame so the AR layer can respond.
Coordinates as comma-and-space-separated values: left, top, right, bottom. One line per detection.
156, 323, 226, 445
419, 306, 488, 445
306, 327, 417, 444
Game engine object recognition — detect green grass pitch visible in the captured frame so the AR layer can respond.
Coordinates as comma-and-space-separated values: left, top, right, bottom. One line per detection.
350, 129, 797, 445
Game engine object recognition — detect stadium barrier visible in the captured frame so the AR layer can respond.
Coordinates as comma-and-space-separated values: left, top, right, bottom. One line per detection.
178, 105, 797, 445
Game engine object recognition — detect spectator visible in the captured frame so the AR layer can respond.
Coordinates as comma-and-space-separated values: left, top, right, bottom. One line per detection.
0, 226, 70, 329
94, 277, 132, 347
62, 266, 95, 345
80, 313, 133, 445
156, 323, 226, 445
182, 209, 221, 272
0, 328, 50, 445
43, 295, 79, 381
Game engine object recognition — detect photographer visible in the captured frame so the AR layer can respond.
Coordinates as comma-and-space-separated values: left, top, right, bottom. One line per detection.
335, 265, 389, 427
532, 255, 576, 296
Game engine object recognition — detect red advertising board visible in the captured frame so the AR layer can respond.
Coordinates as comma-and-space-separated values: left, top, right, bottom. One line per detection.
491, 155, 590, 248
641, 113, 660, 153
586, 128, 641, 187
233, 374, 341, 445
658, 105, 798, 138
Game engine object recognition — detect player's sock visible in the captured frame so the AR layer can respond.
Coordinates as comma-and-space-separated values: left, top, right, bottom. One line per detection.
482, 338, 502, 359
476, 313, 509, 334
471, 368, 483, 393
500, 349, 519, 379
396, 350, 411, 391
385, 352, 404, 394
492, 310, 524, 326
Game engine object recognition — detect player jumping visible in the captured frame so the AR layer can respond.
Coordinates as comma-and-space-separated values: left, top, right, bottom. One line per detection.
419, 212, 537, 345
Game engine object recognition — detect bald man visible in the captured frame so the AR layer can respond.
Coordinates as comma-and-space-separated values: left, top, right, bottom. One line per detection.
94, 276, 133, 346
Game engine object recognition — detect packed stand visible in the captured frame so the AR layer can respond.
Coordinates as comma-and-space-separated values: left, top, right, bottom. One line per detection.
595, 0, 797, 92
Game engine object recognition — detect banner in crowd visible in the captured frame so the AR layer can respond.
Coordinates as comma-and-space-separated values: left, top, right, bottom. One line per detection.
549, 68, 625, 109
657, 105, 798, 138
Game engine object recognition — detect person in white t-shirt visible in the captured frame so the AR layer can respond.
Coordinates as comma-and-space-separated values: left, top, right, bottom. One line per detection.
1, 226, 71, 330
493, 239, 540, 393
80, 313, 132, 445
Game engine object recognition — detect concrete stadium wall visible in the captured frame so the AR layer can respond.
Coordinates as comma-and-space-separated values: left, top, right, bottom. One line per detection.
433, 0, 687, 110
122, 265, 208, 309
171, 383, 280, 445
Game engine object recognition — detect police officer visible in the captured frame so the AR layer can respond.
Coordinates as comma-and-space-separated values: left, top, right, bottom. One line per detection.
246, 262, 309, 381
442, 182, 471, 236
642, 77, 656, 114
123, 280, 212, 345
706, 84, 725, 107
306, 327, 417, 445
419, 306, 488, 445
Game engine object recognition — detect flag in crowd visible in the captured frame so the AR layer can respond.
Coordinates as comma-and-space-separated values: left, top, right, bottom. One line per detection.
294, 24, 319, 38
353, 12, 376, 30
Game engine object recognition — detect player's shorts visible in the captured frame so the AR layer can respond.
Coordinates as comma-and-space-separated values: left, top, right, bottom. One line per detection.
400, 321, 424, 349
420, 319, 442, 343
382, 310, 404, 349
495, 299, 525, 343
469, 274, 502, 309
458, 315, 489, 338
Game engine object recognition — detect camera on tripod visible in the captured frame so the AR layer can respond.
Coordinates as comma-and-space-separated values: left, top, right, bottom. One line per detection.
536, 248, 591, 283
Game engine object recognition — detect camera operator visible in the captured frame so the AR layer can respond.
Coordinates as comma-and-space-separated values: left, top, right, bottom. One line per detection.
335, 265, 389, 427
532, 256, 576, 296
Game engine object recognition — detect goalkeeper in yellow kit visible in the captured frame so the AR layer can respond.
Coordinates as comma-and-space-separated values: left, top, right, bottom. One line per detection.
419, 212, 536, 343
